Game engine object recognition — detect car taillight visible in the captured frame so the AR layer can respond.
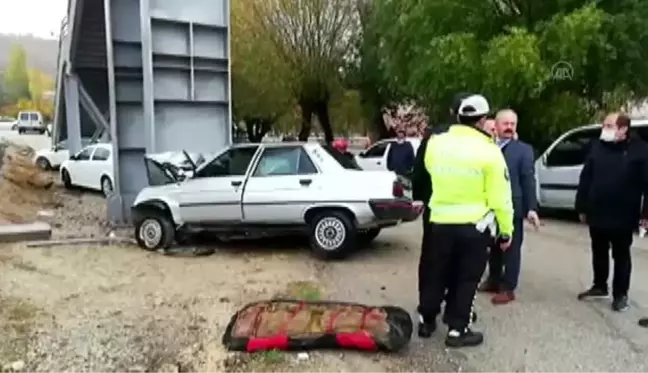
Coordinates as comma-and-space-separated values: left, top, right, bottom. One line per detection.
393, 181, 404, 197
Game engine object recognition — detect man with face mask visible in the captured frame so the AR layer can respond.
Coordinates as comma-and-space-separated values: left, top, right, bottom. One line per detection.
575, 113, 648, 312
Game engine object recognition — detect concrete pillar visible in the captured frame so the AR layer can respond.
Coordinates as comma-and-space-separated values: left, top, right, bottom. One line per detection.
63, 73, 82, 155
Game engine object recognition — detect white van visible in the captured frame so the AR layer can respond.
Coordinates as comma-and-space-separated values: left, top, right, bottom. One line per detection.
535, 119, 648, 210
355, 137, 421, 171
16, 111, 46, 134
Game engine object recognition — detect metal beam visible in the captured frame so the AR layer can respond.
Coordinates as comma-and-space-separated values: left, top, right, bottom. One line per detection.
63, 74, 82, 155
78, 81, 110, 133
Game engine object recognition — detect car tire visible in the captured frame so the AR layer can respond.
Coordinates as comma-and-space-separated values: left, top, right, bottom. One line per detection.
36, 157, 51, 170
18, 128, 24, 134
134, 209, 175, 251
39, 129, 45, 135
308, 210, 356, 260
100, 176, 113, 197
61, 168, 72, 188
358, 228, 381, 245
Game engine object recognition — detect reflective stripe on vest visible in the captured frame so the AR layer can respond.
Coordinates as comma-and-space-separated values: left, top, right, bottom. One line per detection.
429, 203, 488, 215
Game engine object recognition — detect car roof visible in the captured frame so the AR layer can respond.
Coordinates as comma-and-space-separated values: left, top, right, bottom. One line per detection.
570, 119, 648, 133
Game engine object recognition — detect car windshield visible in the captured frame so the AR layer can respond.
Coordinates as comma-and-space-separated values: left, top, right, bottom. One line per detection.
322, 144, 362, 170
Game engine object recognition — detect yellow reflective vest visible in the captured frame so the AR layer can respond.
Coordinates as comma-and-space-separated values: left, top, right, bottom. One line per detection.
424, 125, 514, 236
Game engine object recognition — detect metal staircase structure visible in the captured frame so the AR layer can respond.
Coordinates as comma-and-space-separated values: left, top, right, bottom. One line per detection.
53, 0, 232, 223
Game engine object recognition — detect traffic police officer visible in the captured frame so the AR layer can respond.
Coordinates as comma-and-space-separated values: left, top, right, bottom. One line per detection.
419, 94, 514, 348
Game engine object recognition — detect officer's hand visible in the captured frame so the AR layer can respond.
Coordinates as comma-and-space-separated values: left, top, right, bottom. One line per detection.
579, 214, 587, 223
498, 235, 512, 251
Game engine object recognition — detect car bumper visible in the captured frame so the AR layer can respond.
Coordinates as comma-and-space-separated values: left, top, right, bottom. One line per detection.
368, 198, 421, 223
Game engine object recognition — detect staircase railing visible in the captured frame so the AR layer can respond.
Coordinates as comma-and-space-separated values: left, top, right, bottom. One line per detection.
52, 17, 70, 144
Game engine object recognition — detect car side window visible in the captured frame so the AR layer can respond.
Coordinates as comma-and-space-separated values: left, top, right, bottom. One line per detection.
253, 147, 317, 177
364, 142, 389, 157
194, 146, 259, 178
92, 148, 110, 161
19, 113, 29, 121
546, 129, 599, 167
76, 147, 93, 161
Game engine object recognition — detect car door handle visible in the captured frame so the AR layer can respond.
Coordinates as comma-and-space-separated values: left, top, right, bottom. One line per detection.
231, 180, 242, 187
299, 179, 312, 186
376, 161, 381, 165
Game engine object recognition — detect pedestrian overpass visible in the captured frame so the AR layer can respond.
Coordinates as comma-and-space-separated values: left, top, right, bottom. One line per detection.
53, 0, 232, 223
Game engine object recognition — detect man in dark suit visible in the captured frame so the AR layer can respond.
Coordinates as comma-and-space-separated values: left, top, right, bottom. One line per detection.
479, 109, 540, 304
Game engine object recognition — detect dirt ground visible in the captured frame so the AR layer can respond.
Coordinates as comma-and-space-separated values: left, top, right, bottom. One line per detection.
0, 177, 397, 372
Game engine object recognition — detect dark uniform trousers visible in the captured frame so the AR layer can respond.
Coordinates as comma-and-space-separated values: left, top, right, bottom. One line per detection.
588, 226, 633, 297
487, 218, 524, 291
418, 221, 490, 331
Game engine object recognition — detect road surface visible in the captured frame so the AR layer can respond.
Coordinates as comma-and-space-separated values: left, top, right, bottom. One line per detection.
321, 219, 648, 372
0, 122, 52, 151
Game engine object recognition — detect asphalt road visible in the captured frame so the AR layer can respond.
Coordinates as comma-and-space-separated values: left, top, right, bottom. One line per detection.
319, 219, 648, 371
0, 121, 52, 151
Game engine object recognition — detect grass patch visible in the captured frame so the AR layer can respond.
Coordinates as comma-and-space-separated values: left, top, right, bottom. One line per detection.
283, 281, 324, 301
0, 295, 42, 363
224, 350, 287, 372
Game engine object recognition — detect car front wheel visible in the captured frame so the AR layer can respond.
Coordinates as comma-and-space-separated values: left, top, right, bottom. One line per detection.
100, 176, 113, 197
61, 169, 72, 188
134, 209, 175, 251
308, 210, 356, 260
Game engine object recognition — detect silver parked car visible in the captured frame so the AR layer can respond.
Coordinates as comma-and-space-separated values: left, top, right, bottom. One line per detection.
535, 119, 648, 210
132, 142, 421, 259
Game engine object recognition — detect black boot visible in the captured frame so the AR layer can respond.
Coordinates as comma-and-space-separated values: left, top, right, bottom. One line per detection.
442, 311, 477, 325
417, 314, 437, 338
445, 328, 484, 348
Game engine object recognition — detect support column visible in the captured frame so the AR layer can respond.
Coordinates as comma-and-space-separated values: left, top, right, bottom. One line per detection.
63, 73, 82, 155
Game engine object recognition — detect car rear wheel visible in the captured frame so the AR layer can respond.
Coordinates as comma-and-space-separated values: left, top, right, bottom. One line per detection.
134, 209, 175, 251
61, 169, 72, 188
100, 176, 113, 197
308, 211, 356, 260
358, 228, 381, 245
18, 128, 24, 134
36, 157, 51, 170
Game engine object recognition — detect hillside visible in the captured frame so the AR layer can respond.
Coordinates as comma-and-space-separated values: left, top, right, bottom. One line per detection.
0, 34, 58, 76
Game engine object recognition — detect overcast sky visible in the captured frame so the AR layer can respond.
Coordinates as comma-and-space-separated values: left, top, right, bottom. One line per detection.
0, 0, 67, 39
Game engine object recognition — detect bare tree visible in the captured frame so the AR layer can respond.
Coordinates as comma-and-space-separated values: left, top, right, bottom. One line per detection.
252, 0, 358, 142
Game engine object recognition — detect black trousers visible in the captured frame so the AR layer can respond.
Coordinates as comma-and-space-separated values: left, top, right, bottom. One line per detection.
487, 218, 524, 291
588, 226, 633, 298
418, 222, 489, 331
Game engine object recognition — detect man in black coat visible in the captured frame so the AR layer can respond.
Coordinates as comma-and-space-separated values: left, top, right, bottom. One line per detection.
413, 92, 471, 337
575, 112, 648, 312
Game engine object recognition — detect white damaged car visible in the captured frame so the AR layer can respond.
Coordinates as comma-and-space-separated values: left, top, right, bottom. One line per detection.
131, 142, 421, 260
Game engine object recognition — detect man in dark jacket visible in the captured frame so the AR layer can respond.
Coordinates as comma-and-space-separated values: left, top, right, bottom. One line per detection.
413, 92, 470, 336
479, 109, 540, 304
386, 129, 415, 176
575, 112, 648, 312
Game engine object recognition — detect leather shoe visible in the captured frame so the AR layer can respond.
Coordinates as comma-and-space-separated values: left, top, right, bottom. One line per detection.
491, 291, 515, 305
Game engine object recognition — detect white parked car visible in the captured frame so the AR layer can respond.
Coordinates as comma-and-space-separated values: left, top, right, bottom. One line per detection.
355, 137, 421, 171
535, 120, 648, 210
60, 143, 115, 196
34, 138, 95, 170
131, 142, 421, 260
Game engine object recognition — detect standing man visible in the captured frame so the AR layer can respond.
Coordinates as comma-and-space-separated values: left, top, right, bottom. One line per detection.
478, 109, 540, 304
419, 94, 514, 347
413, 93, 471, 337
575, 113, 648, 311
483, 116, 496, 137
387, 129, 415, 176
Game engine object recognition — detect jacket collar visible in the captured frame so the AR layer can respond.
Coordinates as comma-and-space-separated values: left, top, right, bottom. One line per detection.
449, 124, 493, 142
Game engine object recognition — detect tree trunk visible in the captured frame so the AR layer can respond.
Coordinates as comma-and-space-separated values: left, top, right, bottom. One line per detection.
244, 117, 273, 143
314, 100, 334, 143
298, 103, 314, 141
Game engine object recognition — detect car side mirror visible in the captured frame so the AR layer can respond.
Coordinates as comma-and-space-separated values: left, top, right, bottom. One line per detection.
358, 151, 367, 158
69, 154, 78, 161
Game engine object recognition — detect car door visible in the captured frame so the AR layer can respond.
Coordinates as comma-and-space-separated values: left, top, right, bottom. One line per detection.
243, 146, 320, 223
89, 146, 112, 191
177, 145, 260, 224
69, 145, 95, 188
355, 140, 392, 170
536, 127, 599, 209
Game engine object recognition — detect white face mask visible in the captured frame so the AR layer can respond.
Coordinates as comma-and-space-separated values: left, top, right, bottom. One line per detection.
600, 128, 617, 142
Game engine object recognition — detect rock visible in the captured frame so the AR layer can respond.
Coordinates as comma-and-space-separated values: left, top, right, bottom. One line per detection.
296, 352, 309, 361
3, 360, 26, 372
